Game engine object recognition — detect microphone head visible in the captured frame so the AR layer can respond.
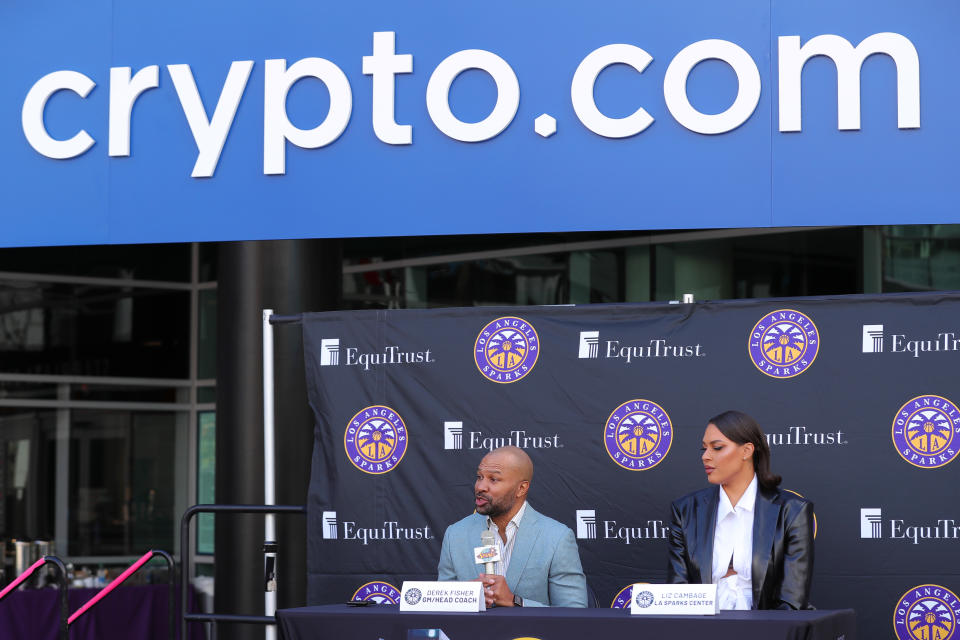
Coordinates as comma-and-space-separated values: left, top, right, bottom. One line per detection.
480, 530, 496, 546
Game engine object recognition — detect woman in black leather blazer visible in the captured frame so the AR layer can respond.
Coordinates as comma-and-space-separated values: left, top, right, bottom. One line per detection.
666, 410, 814, 610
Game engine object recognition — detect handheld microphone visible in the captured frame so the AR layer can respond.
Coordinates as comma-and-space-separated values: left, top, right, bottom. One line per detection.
474, 530, 501, 575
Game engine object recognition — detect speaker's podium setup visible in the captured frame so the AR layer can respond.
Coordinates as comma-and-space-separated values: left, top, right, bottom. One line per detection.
263, 292, 942, 640
276, 584, 856, 640
277, 606, 856, 640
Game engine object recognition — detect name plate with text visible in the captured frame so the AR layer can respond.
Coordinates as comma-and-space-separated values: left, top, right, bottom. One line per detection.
400, 581, 486, 612
630, 584, 717, 615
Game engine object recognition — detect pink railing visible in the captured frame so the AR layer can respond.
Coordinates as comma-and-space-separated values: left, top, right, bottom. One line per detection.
0, 549, 174, 640
67, 550, 155, 624
0, 555, 70, 640
0, 557, 46, 601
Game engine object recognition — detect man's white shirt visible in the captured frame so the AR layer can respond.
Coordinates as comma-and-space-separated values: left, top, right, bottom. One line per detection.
484, 500, 528, 576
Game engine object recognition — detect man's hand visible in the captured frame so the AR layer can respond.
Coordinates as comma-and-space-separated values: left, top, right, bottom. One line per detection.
476, 573, 514, 607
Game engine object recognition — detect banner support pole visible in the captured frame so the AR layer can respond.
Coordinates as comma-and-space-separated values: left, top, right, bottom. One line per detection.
262, 309, 277, 640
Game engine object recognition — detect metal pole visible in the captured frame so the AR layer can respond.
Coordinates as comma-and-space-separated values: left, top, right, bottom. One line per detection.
41, 556, 69, 640
179, 505, 305, 640
262, 309, 277, 640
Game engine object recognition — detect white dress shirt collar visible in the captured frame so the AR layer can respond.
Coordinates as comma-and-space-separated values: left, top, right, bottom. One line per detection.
718, 473, 758, 520
485, 500, 528, 575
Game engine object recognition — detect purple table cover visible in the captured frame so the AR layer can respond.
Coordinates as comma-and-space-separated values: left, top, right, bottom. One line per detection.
0, 584, 203, 640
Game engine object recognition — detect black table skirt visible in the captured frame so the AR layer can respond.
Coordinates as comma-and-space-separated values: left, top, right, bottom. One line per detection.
277, 604, 856, 640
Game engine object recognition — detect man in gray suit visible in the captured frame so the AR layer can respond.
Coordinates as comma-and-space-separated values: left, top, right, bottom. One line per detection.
437, 446, 587, 608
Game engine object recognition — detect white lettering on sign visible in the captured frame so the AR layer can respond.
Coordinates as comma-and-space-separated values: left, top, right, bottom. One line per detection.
778, 33, 920, 132
169, 61, 254, 178
22, 70, 96, 159
264, 57, 353, 175
663, 39, 761, 135
571, 44, 654, 138
362, 31, 414, 145
426, 49, 520, 142
108, 65, 160, 157
19, 30, 920, 175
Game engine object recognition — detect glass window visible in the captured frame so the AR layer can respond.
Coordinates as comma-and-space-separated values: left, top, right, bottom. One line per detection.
0, 409, 56, 541
883, 224, 960, 291
69, 410, 177, 556
197, 411, 215, 555
0, 244, 191, 282
198, 243, 219, 283
70, 383, 184, 403
0, 281, 189, 378
198, 289, 217, 379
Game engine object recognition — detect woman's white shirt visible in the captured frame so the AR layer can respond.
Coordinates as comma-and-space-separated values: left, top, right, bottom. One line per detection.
712, 473, 757, 610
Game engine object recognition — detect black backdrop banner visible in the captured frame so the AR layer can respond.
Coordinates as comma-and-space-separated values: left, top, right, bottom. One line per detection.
300, 292, 960, 640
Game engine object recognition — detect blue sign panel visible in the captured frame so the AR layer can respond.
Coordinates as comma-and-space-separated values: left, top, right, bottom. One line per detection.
0, 0, 954, 246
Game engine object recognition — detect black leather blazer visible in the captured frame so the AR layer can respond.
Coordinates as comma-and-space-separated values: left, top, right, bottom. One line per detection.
666, 484, 814, 610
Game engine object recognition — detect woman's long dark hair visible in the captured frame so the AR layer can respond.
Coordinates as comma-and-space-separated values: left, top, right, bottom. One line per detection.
708, 410, 781, 490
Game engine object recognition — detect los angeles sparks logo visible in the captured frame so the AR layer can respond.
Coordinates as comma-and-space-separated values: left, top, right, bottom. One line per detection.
748, 309, 819, 379
611, 584, 644, 608
351, 581, 401, 604
474, 316, 539, 383
892, 395, 960, 469
604, 400, 672, 471
344, 405, 408, 474
894, 584, 959, 640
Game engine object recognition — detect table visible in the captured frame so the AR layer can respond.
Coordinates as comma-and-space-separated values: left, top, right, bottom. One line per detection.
0, 584, 203, 640
277, 604, 856, 640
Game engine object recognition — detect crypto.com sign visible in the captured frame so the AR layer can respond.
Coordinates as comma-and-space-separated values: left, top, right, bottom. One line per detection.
22, 32, 917, 177
0, 1, 952, 246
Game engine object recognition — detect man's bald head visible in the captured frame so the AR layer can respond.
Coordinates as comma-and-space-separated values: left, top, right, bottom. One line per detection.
480, 446, 533, 482
474, 447, 534, 522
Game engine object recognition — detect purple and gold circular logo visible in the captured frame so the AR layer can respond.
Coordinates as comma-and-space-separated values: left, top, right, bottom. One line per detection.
604, 400, 672, 471
351, 581, 401, 604
892, 395, 960, 469
611, 584, 633, 609
894, 584, 959, 640
344, 405, 408, 474
747, 309, 819, 379
474, 317, 539, 383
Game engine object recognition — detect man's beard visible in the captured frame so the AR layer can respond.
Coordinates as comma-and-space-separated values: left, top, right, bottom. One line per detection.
476, 493, 515, 517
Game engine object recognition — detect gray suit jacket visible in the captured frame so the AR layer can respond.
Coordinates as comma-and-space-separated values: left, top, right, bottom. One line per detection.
437, 504, 587, 607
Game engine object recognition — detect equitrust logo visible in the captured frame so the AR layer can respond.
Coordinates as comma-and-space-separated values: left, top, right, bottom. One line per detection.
575, 509, 669, 544
321, 510, 433, 545
861, 508, 883, 539
860, 507, 960, 544
577, 330, 705, 362
319, 337, 435, 370
765, 425, 848, 447
323, 511, 338, 539
443, 420, 563, 451
576, 510, 597, 539
862, 324, 960, 358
